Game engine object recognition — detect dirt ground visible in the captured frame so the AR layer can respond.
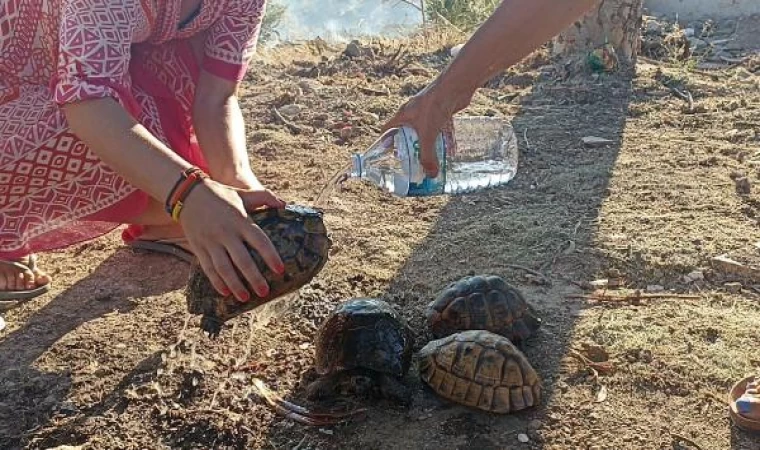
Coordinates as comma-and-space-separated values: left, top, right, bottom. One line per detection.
2, 23, 760, 450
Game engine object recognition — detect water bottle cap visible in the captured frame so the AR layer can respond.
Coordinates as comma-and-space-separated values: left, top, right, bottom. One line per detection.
351, 153, 362, 178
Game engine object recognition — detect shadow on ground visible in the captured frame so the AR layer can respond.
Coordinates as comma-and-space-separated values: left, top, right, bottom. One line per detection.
0, 248, 190, 449
272, 67, 638, 449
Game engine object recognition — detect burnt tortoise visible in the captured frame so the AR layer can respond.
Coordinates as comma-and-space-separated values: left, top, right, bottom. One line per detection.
426, 275, 541, 346
306, 298, 414, 405
186, 205, 331, 337
418, 329, 542, 414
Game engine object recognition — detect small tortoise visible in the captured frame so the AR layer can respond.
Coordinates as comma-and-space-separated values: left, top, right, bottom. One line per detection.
417, 329, 542, 414
306, 298, 414, 405
186, 205, 331, 337
426, 275, 541, 345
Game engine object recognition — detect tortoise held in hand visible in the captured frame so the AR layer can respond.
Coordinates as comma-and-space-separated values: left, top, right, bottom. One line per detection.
426, 275, 541, 345
306, 298, 414, 405
186, 205, 331, 337
418, 329, 542, 414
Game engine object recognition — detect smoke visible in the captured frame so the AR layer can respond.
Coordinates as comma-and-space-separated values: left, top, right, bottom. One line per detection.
273, 0, 422, 43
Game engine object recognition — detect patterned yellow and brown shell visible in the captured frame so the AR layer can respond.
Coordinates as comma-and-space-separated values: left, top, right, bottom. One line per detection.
185, 205, 331, 337
426, 275, 541, 343
417, 330, 542, 414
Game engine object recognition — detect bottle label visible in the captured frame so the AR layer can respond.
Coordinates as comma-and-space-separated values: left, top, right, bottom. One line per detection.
401, 125, 452, 197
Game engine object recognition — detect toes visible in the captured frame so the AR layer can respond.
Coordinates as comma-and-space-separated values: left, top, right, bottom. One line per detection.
33, 269, 51, 287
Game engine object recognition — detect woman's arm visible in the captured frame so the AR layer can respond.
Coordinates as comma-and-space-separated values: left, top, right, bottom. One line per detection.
384, 0, 600, 177
63, 99, 285, 301
192, 71, 263, 190
64, 99, 194, 202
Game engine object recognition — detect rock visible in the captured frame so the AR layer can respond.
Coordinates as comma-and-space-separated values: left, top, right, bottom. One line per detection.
344, 40, 364, 58
362, 111, 380, 123
518, 433, 530, 443
724, 282, 743, 294
0, 315, 5, 332
298, 79, 322, 94
683, 28, 696, 38
646, 285, 664, 293
688, 37, 709, 51
582, 136, 614, 148
339, 126, 353, 140
735, 177, 751, 195
646, 20, 664, 36
450, 43, 465, 58
278, 104, 302, 117
683, 270, 704, 283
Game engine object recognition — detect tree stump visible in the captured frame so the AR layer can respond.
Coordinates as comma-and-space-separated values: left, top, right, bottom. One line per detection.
552, 0, 644, 70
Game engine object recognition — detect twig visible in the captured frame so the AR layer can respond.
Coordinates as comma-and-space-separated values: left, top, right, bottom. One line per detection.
569, 349, 615, 377
251, 378, 365, 426
566, 292, 701, 301
671, 433, 704, 450
272, 107, 304, 134
358, 86, 390, 96
701, 391, 729, 405
669, 86, 694, 111
503, 264, 549, 282
523, 128, 531, 151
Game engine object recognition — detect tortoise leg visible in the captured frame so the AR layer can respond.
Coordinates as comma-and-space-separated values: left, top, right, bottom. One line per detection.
305, 373, 342, 401
377, 374, 413, 407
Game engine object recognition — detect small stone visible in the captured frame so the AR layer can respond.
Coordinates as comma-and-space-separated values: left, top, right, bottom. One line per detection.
339, 126, 353, 140
582, 136, 614, 148
724, 282, 742, 294
646, 20, 663, 36
0, 315, 5, 332
319, 428, 334, 435
344, 40, 364, 58
688, 37, 708, 51
362, 112, 380, 123
646, 285, 664, 293
528, 419, 543, 430
298, 79, 321, 94
735, 177, 751, 195
299, 342, 311, 350
683, 270, 704, 283
683, 28, 695, 38
278, 104, 302, 117
450, 43, 464, 58
517, 433, 530, 443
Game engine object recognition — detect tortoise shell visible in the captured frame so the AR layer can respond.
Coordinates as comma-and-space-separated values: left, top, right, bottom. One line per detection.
426, 275, 541, 343
314, 298, 413, 378
186, 205, 331, 337
417, 330, 542, 414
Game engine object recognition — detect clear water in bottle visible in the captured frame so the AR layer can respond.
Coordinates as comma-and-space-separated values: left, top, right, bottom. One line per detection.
350, 116, 518, 197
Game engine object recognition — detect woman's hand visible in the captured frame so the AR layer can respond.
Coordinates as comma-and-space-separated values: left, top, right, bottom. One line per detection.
178, 180, 286, 302
382, 0, 599, 178
381, 82, 473, 178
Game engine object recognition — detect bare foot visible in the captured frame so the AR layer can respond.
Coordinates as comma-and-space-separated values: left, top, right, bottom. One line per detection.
0, 255, 51, 294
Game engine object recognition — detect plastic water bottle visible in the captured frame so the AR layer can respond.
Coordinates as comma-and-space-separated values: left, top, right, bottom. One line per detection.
349, 116, 519, 197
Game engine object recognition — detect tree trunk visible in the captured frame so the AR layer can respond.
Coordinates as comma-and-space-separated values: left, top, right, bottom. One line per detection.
552, 0, 644, 70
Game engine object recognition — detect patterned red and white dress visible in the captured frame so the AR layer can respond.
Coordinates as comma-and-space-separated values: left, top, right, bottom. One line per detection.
0, 0, 266, 259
